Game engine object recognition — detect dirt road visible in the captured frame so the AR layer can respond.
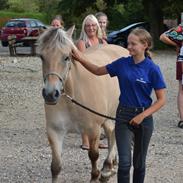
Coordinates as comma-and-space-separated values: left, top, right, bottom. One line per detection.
0, 50, 183, 183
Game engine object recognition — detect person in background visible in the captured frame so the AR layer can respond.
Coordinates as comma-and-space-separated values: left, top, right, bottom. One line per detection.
95, 12, 109, 140
51, 15, 64, 28
76, 14, 107, 52
76, 14, 107, 150
160, 24, 183, 128
72, 28, 166, 183
95, 12, 108, 40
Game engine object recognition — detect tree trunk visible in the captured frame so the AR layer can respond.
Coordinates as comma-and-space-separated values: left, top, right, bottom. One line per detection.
142, 0, 165, 47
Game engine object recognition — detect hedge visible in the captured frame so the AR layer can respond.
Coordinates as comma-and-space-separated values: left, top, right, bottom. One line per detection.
0, 11, 48, 28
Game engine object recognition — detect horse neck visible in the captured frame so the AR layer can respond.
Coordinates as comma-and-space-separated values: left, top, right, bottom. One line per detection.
64, 62, 80, 97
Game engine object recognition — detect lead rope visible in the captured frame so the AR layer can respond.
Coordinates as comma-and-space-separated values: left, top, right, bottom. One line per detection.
62, 93, 116, 121
63, 93, 145, 162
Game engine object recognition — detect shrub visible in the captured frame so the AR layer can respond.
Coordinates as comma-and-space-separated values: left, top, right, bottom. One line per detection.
0, 11, 48, 28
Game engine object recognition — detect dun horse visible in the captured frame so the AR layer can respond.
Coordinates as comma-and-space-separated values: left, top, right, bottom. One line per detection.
38, 26, 129, 183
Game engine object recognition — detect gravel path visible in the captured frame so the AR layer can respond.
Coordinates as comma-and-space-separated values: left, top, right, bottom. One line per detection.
0, 50, 183, 183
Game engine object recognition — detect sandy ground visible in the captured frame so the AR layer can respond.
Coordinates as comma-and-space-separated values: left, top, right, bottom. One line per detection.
0, 50, 183, 183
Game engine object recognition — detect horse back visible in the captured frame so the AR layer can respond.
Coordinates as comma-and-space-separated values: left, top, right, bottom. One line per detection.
70, 44, 129, 122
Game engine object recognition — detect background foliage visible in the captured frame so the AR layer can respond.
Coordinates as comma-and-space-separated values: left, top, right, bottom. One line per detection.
0, 0, 183, 47
0, 11, 46, 27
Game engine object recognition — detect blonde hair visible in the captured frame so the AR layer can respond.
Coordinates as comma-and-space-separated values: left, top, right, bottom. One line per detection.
50, 15, 64, 29
95, 12, 108, 25
95, 12, 108, 38
130, 28, 153, 58
79, 14, 103, 43
54, 15, 64, 27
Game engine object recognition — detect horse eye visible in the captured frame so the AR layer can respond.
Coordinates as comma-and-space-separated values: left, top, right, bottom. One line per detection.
64, 56, 69, 62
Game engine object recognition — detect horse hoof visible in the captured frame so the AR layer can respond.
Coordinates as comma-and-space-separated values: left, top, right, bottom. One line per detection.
101, 166, 117, 178
178, 121, 183, 128
99, 175, 109, 183
90, 180, 100, 183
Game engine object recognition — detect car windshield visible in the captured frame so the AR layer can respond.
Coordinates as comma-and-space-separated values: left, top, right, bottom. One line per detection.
5, 21, 26, 28
36, 20, 46, 27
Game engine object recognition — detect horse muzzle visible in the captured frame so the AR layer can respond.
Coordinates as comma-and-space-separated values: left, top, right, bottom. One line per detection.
42, 88, 62, 105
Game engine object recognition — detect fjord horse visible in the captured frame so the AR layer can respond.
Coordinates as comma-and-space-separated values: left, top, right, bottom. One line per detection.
38, 26, 129, 183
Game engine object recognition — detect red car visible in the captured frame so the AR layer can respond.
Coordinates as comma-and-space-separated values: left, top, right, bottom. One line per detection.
0, 18, 47, 47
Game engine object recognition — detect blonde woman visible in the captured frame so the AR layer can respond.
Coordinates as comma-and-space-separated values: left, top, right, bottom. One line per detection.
76, 14, 107, 52
76, 14, 107, 150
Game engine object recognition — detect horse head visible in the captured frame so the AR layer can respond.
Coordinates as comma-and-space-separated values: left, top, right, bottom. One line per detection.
38, 26, 75, 105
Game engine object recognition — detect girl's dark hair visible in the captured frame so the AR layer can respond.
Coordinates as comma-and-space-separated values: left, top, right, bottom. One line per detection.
130, 28, 153, 58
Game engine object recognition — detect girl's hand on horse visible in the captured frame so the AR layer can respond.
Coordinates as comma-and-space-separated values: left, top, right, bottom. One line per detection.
72, 49, 85, 63
129, 113, 145, 126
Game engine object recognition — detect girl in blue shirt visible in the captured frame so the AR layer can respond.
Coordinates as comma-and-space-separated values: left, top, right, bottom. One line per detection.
72, 28, 166, 183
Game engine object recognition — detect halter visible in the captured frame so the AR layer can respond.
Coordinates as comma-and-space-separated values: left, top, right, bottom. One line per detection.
43, 57, 72, 88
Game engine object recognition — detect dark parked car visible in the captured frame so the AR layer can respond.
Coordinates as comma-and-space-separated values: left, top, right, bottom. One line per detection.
107, 22, 150, 47
0, 18, 47, 47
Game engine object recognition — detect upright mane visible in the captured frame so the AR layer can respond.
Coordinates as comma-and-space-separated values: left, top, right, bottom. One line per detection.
38, 28, 75, 54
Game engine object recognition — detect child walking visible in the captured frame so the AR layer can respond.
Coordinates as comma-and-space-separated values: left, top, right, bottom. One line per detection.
72, 28, 166, 183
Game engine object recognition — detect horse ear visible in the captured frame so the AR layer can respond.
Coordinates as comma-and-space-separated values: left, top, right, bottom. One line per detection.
67, 25, 75, 38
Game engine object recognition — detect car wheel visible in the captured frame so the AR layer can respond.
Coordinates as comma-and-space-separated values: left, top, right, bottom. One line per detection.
1, 41, 8, 47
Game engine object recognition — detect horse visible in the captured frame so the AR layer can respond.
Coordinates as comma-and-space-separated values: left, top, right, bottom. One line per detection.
38, 26, 129, 183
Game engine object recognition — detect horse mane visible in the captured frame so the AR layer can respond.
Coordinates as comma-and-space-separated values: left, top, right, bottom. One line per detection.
38, 27, 75, 54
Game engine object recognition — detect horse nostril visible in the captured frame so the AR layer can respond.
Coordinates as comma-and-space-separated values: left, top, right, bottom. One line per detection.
54, 90, 60, 98
42, 88, 46, 98
42, 88, 60, 102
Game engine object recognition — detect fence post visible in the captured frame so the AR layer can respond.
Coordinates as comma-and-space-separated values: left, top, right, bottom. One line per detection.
8, 35, 16, 56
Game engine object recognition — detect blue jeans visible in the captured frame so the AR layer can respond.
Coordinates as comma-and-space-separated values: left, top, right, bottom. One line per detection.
115, 104, 154, 183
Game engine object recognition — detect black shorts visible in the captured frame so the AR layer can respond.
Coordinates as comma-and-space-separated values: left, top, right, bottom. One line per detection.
176, 61, 183, 80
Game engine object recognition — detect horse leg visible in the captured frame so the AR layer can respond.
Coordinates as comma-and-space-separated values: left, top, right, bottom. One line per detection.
100, 120, 117, 181
88, 130, 101, 183
47, 128, 65, 183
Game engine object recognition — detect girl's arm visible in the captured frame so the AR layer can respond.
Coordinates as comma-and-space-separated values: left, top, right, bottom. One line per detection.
142, 89, 166, 118
129, 89, 166, 126
72, 48, 108, 76
160, 32, 178, 47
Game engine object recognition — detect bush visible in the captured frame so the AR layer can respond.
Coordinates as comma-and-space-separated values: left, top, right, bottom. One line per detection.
0, 11, 48, 28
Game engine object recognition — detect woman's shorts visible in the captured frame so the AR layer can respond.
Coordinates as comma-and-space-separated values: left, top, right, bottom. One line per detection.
176, 61, 183, 80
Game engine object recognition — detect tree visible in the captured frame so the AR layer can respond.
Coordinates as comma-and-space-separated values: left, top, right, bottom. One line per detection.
39, 0, 182, 46
142, 0, 165, 44
38, 0, 60, 23
142, 0, 183, 46
163, 0, 183, 24
8, 0, 39, 12
57, 0, 97, 27
0, 0, 9, 10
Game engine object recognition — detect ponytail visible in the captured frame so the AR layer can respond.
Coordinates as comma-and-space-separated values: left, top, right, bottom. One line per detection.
145, 48, 152, 59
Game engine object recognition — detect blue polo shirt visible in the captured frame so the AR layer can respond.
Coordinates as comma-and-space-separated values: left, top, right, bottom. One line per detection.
106, 56, 166, 107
